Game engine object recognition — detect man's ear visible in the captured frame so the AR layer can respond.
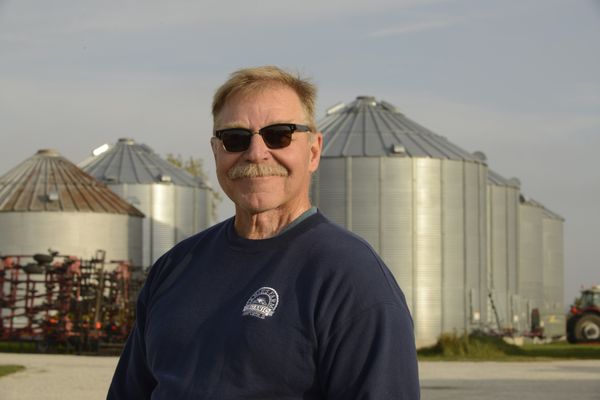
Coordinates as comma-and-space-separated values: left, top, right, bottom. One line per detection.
210, 137, 219, 160
309, 132, 323, 173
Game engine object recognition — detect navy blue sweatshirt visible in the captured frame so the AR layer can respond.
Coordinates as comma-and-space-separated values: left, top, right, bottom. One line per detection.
108, 211, 420, 399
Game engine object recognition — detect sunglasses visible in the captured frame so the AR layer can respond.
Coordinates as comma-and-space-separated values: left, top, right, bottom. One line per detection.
214, 123, 311, 152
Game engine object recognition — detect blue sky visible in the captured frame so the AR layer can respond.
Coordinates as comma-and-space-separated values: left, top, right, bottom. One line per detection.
1, 0, 599, 306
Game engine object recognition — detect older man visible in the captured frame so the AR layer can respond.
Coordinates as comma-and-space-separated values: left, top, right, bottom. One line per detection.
108, 66, 420, 399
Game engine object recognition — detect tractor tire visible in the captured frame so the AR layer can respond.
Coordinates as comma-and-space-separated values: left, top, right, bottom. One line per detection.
566, 329, 577, 344
574, 314, 600, 342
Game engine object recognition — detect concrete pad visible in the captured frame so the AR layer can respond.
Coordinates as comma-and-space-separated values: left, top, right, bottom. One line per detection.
1, 353, 599, 399
420, 360, 600, 400
0, 353, 118, 400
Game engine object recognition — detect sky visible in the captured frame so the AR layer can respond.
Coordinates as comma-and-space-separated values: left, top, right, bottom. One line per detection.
1, 0, 599, 307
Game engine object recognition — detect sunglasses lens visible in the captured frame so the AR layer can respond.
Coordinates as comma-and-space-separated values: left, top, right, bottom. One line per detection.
261, 125, 293, 149
217, 124, 298, 152
221, 130, 251, 152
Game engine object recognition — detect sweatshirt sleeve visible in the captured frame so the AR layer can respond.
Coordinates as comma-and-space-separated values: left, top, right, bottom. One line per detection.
317, 302, 420, 400
107, 281, 156, 399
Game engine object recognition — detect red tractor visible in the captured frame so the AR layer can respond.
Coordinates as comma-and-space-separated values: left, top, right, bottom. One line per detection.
567, 285, 600, 343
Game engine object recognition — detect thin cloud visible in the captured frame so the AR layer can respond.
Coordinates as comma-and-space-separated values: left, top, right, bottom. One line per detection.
0, 0, 446, 37
368, 17, 464, 38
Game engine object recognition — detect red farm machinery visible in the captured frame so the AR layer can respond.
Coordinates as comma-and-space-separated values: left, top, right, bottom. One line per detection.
0, 250, 144, 353
567, 285, 600, 344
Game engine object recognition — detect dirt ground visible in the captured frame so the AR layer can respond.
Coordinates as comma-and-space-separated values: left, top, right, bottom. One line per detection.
1, 353, 599, 399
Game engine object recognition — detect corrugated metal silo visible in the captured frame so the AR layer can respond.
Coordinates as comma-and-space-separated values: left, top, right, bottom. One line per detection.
81, 139, 215, 266
518, 197, 545, 329
486, 170, 520, 331
312, 96, 488, 347
0, 149, 143, 264
541, 207, 565, 337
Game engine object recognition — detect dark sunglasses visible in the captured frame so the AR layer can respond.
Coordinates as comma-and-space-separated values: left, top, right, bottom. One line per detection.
214, 123, 311, 152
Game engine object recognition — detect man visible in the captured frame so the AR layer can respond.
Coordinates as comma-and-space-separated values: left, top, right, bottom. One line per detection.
108, 66, 420, 399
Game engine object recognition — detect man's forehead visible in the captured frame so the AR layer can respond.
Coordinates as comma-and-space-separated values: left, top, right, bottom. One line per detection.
214, 86, 306, 128
229, 84, 299, 103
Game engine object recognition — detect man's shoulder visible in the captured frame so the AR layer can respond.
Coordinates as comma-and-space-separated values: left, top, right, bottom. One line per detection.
173, 217, 232, 253
146, 218, 231, 274
304, 214, 412, 341
308, 214, 381, 264
303, 213, 399, 295
140, 218, 232, 299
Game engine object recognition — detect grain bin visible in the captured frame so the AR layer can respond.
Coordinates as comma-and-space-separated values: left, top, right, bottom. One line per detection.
312, 97, 488, 347
81, 138, 215, 266
486, 170, 520, 331
541, 207, 565, 337
0, 149, 143, 264
518, 197, 545, 330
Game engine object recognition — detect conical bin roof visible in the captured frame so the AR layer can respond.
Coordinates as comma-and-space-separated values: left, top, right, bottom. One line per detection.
81, 138, 207, 187
0, 149, 144, 216
488, 168, 521, 189
520, 196, 564, 221
318, 96, 482, 162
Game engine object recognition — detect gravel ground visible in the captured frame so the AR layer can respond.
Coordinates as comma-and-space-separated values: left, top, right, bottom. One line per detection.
1, 353, 599, 399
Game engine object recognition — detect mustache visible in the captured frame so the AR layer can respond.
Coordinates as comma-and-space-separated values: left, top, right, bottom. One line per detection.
227, 163, 289, 179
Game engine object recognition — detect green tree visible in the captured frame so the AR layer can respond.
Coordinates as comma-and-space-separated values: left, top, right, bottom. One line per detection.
165, 153, 208, 181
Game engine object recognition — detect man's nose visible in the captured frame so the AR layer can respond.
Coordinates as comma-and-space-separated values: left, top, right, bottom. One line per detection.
244, 133, 270, 161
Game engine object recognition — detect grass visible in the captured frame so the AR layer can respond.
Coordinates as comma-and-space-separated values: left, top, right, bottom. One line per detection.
0, 365, 25, 378
0, 341, 37, 353
520, 342, 600, 359
417, 331, 600, 361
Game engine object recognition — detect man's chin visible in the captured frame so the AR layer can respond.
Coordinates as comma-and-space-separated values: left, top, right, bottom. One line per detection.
234, 195, 283, 214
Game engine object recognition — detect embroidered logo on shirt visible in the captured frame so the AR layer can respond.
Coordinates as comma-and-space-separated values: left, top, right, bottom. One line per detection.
242, 287, 279, 319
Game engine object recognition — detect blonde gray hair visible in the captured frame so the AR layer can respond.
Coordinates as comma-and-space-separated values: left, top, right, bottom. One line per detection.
212, 66, 317, 131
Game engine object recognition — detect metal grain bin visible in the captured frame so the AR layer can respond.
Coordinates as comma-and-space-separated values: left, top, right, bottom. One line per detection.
541, 207, 565, 337
486, 170, 520, 331
0, 149, 143, 264
518, 197, 545, 329
312, 97, 488, 347
81, 139, 215, 266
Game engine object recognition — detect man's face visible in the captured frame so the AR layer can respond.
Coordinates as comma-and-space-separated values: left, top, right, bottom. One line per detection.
211, 85, 322, 216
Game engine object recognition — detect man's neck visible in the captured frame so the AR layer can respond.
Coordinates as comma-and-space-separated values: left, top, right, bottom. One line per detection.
233, 204, 314, 239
